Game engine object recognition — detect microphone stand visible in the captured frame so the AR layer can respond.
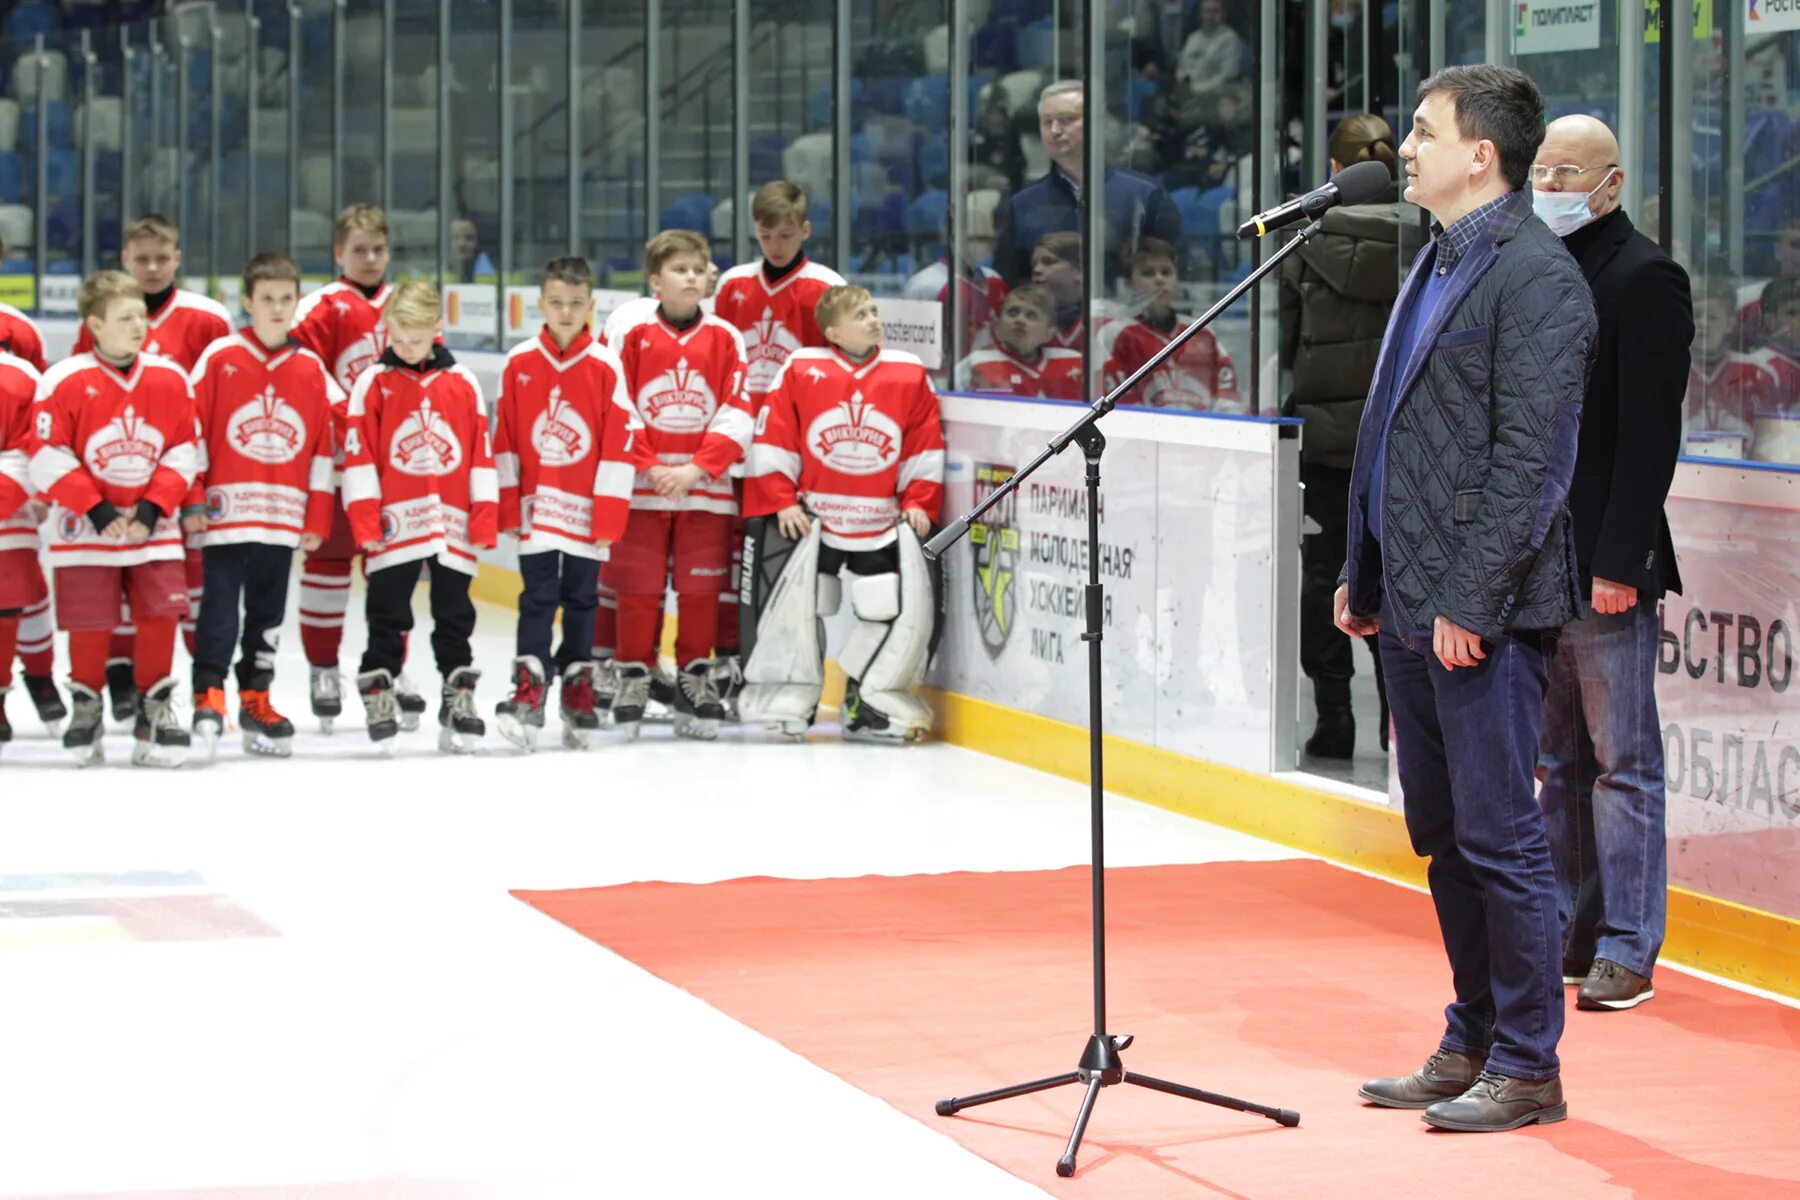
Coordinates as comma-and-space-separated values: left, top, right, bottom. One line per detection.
924, 219, 1321, 1177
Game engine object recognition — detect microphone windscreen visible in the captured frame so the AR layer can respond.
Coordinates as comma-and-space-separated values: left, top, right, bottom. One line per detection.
1332, 160, 1393, 206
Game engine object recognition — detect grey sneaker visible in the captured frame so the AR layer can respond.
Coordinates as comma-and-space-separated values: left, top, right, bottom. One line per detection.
1577, 958, 1654, 1011
1358, 1048, 1487, 1109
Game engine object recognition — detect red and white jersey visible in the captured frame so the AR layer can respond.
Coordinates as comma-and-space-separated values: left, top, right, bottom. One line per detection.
494, 327, 642, 561
611, 306, 752, 516
904, 259, 1009, 351
0, 302, 47, 372
0, 351, 42, 551
1099, 317, 1243, 412
189, 332, 343, 549
1683, 349, 1780, 436
1756, 344, 1800, 414
343, 347, 498, 576
954, 345, 1085, 400
72, 288, 232, 373
599, 296, 660, 349
28, 353, 196, 567
291, 277, 395, 394
745, 346, 945, 550
712, 256, 846, 397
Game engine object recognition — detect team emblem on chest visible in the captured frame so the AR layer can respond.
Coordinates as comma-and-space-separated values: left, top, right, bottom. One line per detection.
225, 384, 307, 464
745, 307, 802, 392
640, 357, 716, 434
85, 404, 166, 486
388, 395, 463, 476
806, 389, 902, 476
338, 326, 389, 391
530, 385, 592, 466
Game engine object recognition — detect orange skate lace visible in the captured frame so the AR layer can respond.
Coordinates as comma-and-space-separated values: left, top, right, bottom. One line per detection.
239, 689, 287, 726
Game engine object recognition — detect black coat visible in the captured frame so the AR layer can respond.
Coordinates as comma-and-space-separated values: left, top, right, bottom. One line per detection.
1559, 208, 1692, 601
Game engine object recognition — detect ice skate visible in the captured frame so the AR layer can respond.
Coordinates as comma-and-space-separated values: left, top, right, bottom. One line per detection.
645, 662, 677, 723
494, 656, 546, 752
192, 686, 228, 761
559, 661, 601, 750
714, 654, 745, 722
310, 665, 343, 733
437, 666, 484, 754
132, 677, 191, 768
357, 669, 400, 750
239, 689, 295, 757
841, 678, 927, 745
63, 682, 105, 766
611, 662, 651, 741
673, 658, 725, 740
592, 655, 617, 727
0, 684, 12, 755
396, 672, 427, 732
24, 674, 66, 738
106, 657, 139, 724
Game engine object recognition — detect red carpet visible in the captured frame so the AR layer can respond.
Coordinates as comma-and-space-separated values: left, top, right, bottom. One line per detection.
516, 860, 1800, 1199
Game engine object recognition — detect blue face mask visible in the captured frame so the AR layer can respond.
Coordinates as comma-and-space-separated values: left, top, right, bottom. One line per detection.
1531, 170, 1616, 237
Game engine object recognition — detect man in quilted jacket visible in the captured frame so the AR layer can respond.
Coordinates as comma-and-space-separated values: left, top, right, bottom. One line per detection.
1334, 65, 1596, 1133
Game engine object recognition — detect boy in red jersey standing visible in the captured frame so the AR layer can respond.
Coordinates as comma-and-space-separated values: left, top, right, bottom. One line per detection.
1098, 238, 1242, 412
0, 347, 51, 749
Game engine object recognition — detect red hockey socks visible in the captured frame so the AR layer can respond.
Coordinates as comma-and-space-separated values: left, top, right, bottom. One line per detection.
132, 618, 178, 690
615, 593, 663, 667
17, 596, 54, 677
69, 631, 110, 691
0, 614, 17, 688
674, 592, 719, 667
109, 626, 134, 660
299, 555, 353, 666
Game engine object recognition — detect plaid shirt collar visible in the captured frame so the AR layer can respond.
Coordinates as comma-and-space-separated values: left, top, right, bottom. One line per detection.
1430, 190, 1517, 270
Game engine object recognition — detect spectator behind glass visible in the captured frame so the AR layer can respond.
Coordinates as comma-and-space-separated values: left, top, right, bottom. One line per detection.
971, 86, 1026, 195
1099, 237, 1242, 412
1176, 0, 1244, 96
1031, 232, 1088, 350
1278, 113, 1403, 760
953, 284, 1084, 400
1683, 272, 1778, 459
1752, 275, 1800, 462
902, 189, 1009, 362
451, 218, 497, 283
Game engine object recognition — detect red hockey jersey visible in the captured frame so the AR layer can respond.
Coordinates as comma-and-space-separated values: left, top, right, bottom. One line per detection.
954, 345, 1085, 400
904, 259, 1009, 352
1683, 350, 1780, 442
189, 332, 343, 549
745, 346, 945, 549
291, 278, 396, 394
0, 301, 47, 372
712, 257, 846, 397
29, 353, 197, 568
0, 351, 41, 552
494, 327, 642, 560
611, 306, 752, 516
343, 346, 498, 575
72, 288, 232, 372
1099, 317, 1242, 412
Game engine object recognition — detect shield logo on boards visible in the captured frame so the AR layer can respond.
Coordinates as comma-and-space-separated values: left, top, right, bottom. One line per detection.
970, 460, 1019, 660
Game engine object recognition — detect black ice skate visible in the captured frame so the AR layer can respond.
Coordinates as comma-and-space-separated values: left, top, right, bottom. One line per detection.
645, 662, 677, 723
0, 683, 12, 755
559, 661, 601, 750
841, 678, 924, 745
494, 656, 547, 752
106, 657, 139, 724
714, 655, 745, 722
592, 655, 617, 726
239, 689, 296, 757
673, 659, 725, 741
611, 662, 652, 741
132, 677, 191, 768
24, 674, 66, 737
396, 672, 427, 732
357, 669, 401, 750
437, 666, 484, 754
310, 665, 343, 733
63, 681, 105, 766
193, 686, 229, 760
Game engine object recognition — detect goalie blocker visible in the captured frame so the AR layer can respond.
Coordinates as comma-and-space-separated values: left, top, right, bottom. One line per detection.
737, 516, 945, 742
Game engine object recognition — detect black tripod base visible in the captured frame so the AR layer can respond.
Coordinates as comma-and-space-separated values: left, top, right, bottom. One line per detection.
935, 1034, 1298, 1178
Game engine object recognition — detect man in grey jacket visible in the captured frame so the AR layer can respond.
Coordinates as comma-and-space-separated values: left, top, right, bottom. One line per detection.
1335, 65, 1596, 1132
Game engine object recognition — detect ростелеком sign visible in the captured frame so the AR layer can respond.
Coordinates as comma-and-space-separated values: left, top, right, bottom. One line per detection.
1513, 0, 1601, 53
1747, 0, 1800, 35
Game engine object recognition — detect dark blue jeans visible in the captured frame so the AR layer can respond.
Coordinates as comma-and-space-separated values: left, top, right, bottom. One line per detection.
1538, 603, 1667, 979
194, 542, 294, 692
517, 550, 601, 673
1379, 602, 1565, 1081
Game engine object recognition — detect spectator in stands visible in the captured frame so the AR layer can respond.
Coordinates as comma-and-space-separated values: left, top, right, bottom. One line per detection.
451, 218, 497, 282
971, 85, 1026, 195
1683, 273, 1775, 455
903, 190, 1008, 360
1278, 113, 1403, 760
992, 81, 1183, 288
1176, 0, 1244, 96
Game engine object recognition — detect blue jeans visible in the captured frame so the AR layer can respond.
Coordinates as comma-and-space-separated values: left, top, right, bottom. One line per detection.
1538, 603, 1667, 979
1379, 602, 1565, 1081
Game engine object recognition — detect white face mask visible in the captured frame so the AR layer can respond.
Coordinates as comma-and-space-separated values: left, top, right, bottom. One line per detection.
1532, 169, 1616, 237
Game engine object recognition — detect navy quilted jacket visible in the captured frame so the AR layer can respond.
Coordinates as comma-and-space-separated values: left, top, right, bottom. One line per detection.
1342, 188, 1596, 639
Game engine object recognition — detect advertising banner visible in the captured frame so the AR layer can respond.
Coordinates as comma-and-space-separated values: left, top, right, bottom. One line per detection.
1513, 0, 1602, 53
443, 283, 500, 342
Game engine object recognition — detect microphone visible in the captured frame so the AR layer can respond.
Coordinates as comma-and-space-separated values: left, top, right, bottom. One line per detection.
1235, 160, 1393, 240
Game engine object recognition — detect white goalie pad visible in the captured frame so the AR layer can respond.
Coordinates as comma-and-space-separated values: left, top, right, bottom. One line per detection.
838, 524, 935, 736
738, 523, 827, 731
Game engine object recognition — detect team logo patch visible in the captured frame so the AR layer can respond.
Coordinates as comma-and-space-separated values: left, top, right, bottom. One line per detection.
639, 358, 717, 434
380, 509, 401, 542
337, 329, 388, 391
744, 307, 802, 393
805, 390, 903, 476
970, 460, 1020, 660
530, 386, 593, 466
224, 385, 307, 464
84, 404, 166, 487
58, 510, 85, 541
206, 488, 229, 521
388, 398, 463, 476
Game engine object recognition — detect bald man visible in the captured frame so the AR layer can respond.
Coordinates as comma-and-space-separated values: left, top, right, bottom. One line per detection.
1529, 115, 1692, 1012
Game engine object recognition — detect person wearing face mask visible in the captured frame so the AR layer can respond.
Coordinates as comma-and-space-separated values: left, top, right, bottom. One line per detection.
1529, 114, 1693, 1015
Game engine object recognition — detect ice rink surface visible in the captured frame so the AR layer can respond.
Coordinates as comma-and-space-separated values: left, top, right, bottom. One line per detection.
0, 589, 1301, 1198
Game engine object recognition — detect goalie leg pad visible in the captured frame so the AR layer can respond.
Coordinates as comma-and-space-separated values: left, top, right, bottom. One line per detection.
838, 526, 936, 740
738, 521, 827, 732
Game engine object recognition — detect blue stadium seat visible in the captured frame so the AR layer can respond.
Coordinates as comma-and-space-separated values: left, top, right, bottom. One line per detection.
849, 131, 876, 164
904, 188, 949, 236
973, 22, 1019, 73
990, 0, 1040, 24
659, 192, 713, 234
904, 75, 950, 130
47, 148, 76, 198
19, 102, 74, 156
750, 132, 786, 181
0, 152, 23, 205
5, 1, 61, 46
1129, 75, 1158, 122
1018, 17, 1056, 68
854, 190, 904, 240
96, 150, 123, 194
863, 76, 907, 116
918, 133, 949, 189
808, 198, 834, 236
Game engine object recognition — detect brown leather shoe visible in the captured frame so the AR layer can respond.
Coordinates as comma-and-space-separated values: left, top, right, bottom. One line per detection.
1422, 1070, 1567, 1131
1577, 958, 1654, 1010
1357, 1049, 1486, 1109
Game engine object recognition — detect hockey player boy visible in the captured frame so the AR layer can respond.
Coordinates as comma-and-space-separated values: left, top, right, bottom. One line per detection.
740, 284, 945, 742
952, 284, 1083, 399
493, 256, 639, 750
30, 271, 199, 767
603, 229, 752, 740
75, 213, 232, 718
1099, 237, 1242, 412
185, 253, 342, 757
0, 347, 55, 750
342, 282, 497, 753
289, 203, 428, 731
